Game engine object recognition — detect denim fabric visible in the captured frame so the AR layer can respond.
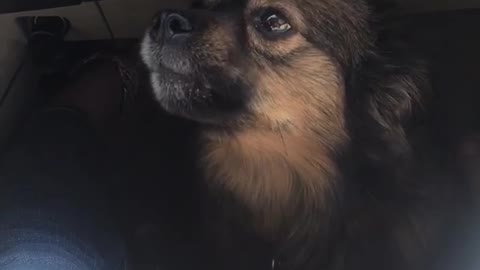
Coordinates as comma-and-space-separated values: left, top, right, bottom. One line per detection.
0, 109, 127, 270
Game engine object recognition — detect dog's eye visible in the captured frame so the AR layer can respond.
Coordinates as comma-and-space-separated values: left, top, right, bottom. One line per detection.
256, 9, 292, 37
263, 14, 291, 32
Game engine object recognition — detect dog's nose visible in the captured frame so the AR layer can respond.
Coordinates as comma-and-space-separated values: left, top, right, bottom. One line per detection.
151, 11, 193, 43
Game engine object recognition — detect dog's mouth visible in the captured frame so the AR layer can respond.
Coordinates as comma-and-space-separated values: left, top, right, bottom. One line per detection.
142, 10, 251, 124
141, 13, 212, 121
145, 62, 216, 122
142, 41, 246, 124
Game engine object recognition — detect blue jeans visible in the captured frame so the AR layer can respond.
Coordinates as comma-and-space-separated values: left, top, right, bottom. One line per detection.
0, 109, 128, 270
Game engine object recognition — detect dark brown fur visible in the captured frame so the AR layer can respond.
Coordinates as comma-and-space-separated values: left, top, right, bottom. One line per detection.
141, 1, 473, 269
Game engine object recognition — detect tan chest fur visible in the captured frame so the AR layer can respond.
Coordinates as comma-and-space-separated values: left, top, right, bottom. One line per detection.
201, 127, 347, 233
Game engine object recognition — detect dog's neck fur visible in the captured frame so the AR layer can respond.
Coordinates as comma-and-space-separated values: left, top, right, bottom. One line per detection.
201, 126, 343, 235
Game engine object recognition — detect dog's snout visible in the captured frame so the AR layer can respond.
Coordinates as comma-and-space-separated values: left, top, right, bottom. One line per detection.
150, 11, 193, 44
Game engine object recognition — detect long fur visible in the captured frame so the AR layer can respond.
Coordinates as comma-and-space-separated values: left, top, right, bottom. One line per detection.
141, 1, 473, 269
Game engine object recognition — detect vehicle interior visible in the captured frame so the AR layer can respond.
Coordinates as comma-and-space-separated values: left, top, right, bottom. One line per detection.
1, 0, 480, 269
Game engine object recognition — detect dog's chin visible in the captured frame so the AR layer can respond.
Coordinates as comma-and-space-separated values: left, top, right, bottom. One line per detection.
149, 67, 237, 125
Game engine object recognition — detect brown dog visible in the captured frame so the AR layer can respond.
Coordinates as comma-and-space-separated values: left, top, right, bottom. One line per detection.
141, 1, 474, 269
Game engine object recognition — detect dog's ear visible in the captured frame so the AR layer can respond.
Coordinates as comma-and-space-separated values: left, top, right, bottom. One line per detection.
349, 53, 430, 166
368, 60, 428, 159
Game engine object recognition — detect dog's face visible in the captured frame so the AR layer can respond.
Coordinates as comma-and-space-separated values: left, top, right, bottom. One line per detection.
142, 0, 373, 133
141, 2, 427, 262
